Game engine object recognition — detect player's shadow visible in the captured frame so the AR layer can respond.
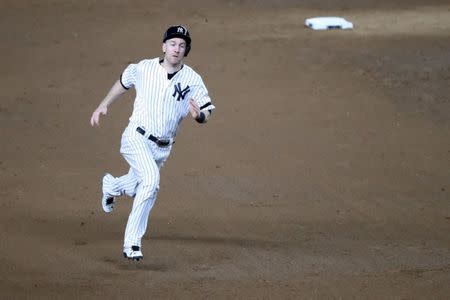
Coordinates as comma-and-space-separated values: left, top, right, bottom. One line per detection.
103, 257, 169, 272
149, 233, 284, 249
102, 235, 288, 271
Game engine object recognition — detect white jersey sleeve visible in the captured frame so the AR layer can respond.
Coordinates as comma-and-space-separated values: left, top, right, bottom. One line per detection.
120, 63, 138, 90
190, 75, 215, 112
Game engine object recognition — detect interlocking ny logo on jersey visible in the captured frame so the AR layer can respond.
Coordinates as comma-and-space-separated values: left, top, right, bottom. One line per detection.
173, 83, 190, 101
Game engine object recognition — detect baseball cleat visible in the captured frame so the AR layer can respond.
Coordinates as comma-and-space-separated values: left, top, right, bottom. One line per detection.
101, 173, 116, 213
123, 246, 143, 261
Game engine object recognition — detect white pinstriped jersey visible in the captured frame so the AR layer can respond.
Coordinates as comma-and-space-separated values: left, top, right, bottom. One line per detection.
120, 57, 215, 139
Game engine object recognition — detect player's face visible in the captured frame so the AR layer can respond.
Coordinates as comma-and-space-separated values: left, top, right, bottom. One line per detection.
162, 38, 186, 65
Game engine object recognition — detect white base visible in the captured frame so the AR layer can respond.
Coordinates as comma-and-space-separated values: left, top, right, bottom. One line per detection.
305, 17, 354, 30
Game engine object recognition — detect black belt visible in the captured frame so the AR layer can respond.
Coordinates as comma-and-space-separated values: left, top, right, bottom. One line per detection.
136, 127, 171, 147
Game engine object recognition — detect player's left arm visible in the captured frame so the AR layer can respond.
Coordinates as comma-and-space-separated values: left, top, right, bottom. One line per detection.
189, 76, 215, 124
189, 99, 212, 123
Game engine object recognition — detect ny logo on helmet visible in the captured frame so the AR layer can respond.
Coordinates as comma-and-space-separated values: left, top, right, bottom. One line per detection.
177, 27, 185, 34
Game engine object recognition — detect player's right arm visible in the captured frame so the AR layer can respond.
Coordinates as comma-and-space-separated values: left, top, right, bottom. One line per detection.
90, 80, 128, 127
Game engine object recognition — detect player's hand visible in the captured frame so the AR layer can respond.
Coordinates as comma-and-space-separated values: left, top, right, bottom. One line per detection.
90, 105, 108, 127
189, 99, 201, 119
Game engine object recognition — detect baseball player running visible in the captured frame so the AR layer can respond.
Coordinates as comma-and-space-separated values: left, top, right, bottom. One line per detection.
90, 25, 215, 261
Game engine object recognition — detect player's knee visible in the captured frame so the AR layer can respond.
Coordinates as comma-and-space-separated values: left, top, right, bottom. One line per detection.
140, 174, 160, 199
140, 184, 159, 200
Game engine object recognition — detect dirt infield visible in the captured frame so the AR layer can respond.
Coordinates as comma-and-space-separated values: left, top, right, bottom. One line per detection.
1, 0, 449, 299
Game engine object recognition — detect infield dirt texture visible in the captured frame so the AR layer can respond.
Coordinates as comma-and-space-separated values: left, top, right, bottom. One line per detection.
1, 0, 449, 299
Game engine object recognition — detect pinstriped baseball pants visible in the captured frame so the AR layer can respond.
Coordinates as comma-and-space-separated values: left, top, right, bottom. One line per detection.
108, 124, 171, 248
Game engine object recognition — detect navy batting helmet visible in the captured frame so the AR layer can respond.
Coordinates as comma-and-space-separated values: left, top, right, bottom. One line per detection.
163, 25, 191, 57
